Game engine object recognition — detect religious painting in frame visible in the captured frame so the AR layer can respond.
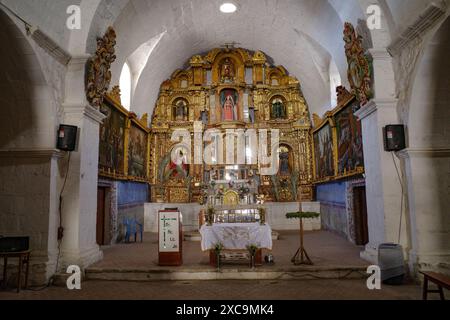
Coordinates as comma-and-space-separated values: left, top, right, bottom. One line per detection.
99, 98, 126, 177
334, 100, 364, 176
128, 121, 148, 179
313, 120, 335, 181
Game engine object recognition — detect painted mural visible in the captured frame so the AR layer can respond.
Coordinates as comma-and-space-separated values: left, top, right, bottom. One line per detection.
313, 123, 335, 179
128, 123, 147, 179
335, 102, 364, 175
99, 101, 126, 175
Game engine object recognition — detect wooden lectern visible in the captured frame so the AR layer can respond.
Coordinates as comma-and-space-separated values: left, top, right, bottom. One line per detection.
158, 210, 183, 266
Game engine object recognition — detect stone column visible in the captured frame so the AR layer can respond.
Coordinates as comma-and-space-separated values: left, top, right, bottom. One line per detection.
399, 149, 450, 274
59, 56, 106, 270
355, 99, 407, 264
354, 49, 409, 264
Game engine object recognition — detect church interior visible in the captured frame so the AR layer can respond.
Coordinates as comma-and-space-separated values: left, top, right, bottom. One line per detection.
0, 0, 449, 300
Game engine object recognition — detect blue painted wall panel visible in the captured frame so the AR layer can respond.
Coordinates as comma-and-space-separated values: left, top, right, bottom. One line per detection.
117, 181, 149, 206
316, 181, 346, 205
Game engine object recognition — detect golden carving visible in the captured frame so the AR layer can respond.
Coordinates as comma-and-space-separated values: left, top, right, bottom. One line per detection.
149, 47, 314, 203
344, 22, 373, 106
223, 190, 239, 206
86, 27, 117, 109
109, 85, 122, 105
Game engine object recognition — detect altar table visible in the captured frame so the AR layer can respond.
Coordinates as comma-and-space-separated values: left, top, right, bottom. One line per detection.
200, 223, 273, 251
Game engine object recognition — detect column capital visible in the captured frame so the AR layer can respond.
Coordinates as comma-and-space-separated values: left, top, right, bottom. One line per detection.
369, 48, 392, 61
354, 99, 398, 121
63, 103, 106, 124
68, 54, 92, 65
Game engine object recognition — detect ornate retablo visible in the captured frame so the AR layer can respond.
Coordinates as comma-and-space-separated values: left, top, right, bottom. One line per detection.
149, 47, 314, 203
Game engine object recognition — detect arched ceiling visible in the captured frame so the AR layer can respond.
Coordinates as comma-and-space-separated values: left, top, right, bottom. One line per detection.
3, 0, 446, 120
106, 0, 366, 119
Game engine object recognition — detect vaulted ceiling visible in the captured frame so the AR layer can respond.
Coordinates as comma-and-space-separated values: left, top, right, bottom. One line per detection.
1, 0, 443, 119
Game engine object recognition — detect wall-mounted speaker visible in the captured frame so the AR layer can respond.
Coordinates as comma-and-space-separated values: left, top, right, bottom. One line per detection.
384, 125, 406, 152
57, 125, 78, 152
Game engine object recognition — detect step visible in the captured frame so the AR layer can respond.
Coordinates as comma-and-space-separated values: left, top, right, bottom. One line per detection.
85, 265, 368, 281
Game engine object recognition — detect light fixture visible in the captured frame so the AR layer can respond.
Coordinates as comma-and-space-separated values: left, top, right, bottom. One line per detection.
220, 3, 237, 13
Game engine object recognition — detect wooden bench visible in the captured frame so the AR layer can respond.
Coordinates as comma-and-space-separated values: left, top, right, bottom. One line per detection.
420, 271, 450, 300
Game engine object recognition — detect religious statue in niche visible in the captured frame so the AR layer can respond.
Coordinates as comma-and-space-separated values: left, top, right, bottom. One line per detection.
278, 146, 291, 175
249, 107, 255, 123
220, 58, 236, 83
220, 89, 238, 121
271, 97, 286, 119
173, 99, 188, 121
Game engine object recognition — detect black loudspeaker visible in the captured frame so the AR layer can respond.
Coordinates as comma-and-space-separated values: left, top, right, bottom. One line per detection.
384, 125, 406, 152
57, 125, 78, 151
0, 236, 30, 253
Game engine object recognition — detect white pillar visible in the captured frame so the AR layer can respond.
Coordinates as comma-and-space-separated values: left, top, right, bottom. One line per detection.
355, 99, 407, 263
399, 149, 450, 274
59, 56, 106, 270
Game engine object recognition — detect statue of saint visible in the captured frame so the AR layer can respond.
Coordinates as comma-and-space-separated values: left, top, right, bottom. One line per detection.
223, 95, 235, 121
221, 58, 235, 83
271, 99, 286, 119
279, 152, 290, 175
221, 90, 238, 121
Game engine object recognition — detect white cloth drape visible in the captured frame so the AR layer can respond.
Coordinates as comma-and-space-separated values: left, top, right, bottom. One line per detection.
200, 223, 273, 251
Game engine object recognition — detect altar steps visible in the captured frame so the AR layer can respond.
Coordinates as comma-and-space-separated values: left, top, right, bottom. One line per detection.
85, 265, 368, 282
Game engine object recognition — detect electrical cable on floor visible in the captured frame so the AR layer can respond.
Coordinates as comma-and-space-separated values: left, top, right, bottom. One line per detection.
391, 152, 405, 245
25, 152, 71, 292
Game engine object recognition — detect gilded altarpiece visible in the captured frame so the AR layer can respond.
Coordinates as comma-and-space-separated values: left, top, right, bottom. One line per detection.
149, 48, 314, 203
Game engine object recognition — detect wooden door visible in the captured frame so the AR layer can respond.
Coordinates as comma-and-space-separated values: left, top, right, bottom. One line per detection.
96, 187, 106, 246
353, 186, 369, 246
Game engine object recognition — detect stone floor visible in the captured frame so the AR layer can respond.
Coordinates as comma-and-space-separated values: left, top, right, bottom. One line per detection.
91, 230, 369, 270
0, 230, 432, 300
0, 279, 426, 300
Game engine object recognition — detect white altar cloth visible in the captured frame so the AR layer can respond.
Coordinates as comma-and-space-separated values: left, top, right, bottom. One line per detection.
200, 223, 273, 251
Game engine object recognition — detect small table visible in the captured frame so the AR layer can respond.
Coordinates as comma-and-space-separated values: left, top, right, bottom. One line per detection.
1, 250, 31, 293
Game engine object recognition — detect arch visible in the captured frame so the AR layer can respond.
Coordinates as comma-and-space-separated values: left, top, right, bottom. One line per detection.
408, 17, 450, 149
0, 9, 58, 149
0, 8, 60, 285
403, 16, 450, 273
